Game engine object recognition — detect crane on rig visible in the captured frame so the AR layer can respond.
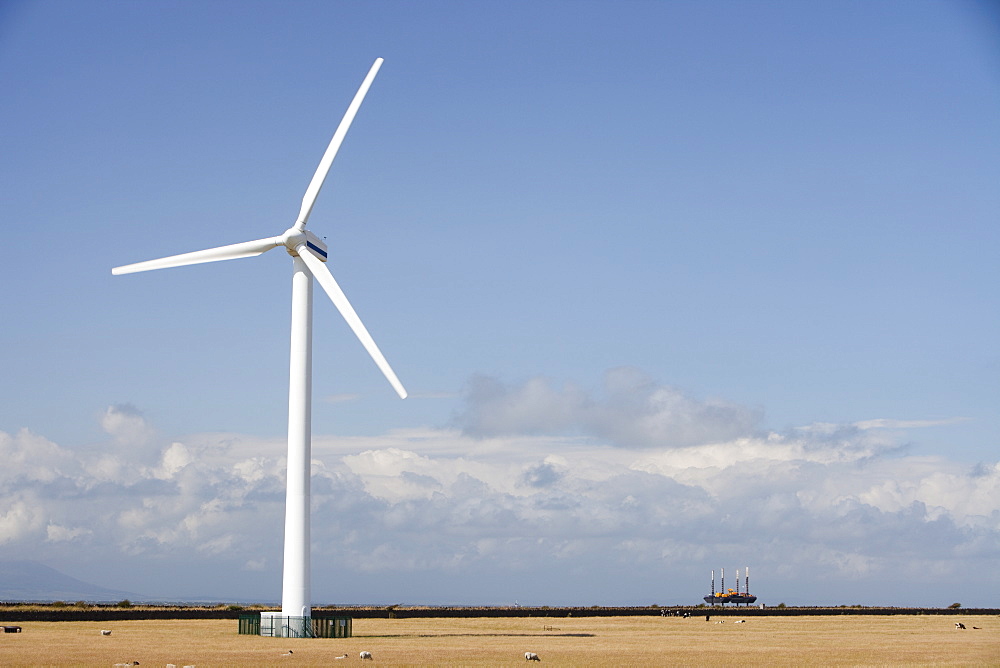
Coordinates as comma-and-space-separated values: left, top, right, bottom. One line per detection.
704, 567, 757, 606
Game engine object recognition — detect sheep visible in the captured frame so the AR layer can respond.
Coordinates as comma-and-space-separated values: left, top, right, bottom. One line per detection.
955, 622, 967, 629
360, 651, 373, 660
101, 629, 112, 636
334, 654, 349, 660
525, 651, 541, 661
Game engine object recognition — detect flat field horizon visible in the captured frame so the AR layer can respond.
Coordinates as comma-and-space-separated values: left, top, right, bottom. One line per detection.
1, 614, 996, 667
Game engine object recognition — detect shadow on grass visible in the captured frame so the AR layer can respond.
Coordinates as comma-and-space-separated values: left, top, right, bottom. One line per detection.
359, 633, 597, 638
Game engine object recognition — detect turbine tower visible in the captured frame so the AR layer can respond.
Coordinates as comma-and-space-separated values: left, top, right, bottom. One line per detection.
112, 58, 405, 636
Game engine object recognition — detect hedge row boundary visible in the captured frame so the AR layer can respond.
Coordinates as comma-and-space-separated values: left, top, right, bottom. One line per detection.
2, 605, 998, 622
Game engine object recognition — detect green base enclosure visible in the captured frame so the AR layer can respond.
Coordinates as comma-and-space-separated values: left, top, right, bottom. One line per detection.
238, 613, 352, 638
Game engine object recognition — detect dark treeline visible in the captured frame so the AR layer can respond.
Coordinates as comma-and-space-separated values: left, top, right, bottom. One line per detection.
1, 604, 998, 622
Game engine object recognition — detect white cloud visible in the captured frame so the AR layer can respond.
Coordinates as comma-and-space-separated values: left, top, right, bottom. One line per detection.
455, 367, 761, 448
856, 461, 1000, 526
46, 523, 92, 542
0, 496, 46, 545
101, 404, 154, 447
588, 367, 761, 448
0, 383, 997, 605
0, 428, 77, 484
155, 443, 192, 479
854, 417, 971, 430
456, 375, 588, 437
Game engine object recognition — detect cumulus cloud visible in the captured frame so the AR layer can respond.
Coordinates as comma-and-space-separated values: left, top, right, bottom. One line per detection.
520, 457, 567, 488
854, 417, 971, 430
46, 523, 92, 542
455, 367, 761, 448
0, 428, 79, 485
101, 403, 154, 446
456, 375, 587, 437
0, 379, 995, 606
0, 495, 46, 545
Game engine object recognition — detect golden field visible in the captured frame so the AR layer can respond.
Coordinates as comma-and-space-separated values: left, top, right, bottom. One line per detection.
0, 614, 996, 667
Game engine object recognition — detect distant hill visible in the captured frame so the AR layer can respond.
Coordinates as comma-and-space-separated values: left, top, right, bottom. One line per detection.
0, 560, 141, 603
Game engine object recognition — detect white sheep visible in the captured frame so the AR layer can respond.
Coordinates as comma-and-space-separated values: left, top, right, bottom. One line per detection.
360, 651, 373, 660
100, 629, 112, 636
525, 651, 541, 661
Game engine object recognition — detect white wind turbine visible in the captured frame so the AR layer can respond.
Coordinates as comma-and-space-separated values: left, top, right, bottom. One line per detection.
112, 58, 405, 636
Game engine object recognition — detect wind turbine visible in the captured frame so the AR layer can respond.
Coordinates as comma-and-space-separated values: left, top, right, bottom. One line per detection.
112, 58, 405, 636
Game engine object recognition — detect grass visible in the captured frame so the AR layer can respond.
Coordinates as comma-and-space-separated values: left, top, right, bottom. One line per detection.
0, 615, 996, 666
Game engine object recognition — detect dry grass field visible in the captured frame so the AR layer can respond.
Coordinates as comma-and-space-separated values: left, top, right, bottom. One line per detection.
0, 614, 996, 667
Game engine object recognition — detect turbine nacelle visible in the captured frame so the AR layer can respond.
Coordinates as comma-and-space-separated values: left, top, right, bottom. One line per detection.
281, 228, 328, 261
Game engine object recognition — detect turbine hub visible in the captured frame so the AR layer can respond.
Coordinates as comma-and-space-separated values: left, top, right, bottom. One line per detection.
281, 228, 328, 262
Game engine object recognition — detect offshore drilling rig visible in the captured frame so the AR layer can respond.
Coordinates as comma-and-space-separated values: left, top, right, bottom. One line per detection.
704, 567, 757, 606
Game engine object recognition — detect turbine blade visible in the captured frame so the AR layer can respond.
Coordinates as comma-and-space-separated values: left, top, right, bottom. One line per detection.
295, 58, 384, 229
296, 247, 407, 399
112, 237, 281, 275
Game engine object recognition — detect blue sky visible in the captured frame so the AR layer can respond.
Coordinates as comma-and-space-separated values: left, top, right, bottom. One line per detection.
1, 0, 998, 606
